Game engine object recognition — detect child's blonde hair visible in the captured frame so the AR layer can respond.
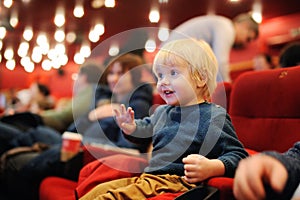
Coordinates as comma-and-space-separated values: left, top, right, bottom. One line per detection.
153, 38, 218, 99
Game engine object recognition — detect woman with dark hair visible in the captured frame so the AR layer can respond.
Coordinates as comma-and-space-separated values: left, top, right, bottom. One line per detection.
79, 53, 154, 152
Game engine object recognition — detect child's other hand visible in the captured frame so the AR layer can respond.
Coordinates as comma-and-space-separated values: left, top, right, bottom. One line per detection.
183, 154, 225, 183
114, 104, 136, 135
182, 154, 211, 183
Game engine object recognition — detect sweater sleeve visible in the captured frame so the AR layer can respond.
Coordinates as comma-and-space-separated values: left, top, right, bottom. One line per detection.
196, 104, 248, 177
124, 105, 166, 144
216, 115, 248, 177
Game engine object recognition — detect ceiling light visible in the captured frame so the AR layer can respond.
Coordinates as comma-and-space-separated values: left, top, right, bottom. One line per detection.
66, 32, 76, 43
54, 29, 66, 42
145, 39, 156, 53
24, 61, 35, 73
91, 0, 105, 8
36, 33, 48, 46
89, 29, 100, 43
0, 27, 7, 39
32, 46, 43, 63
80, 43, 91, 58
108, 44, 119, 56
149, 9, 160, 23
252, 1, 262, 23
22, 0, 31, 3
4, 47, 14, 60
9, 9, 19, 28
74, 52, 85, 64
94, 23, 105, 36
54, 7, 65, 27
42, 59, 52, 71
58, 54, 68, 66
74, 0, 85, 18
55, 43, 66, 55
158, 26, 169, 41
18, 41, 30, 57
20, 56, 31, 67
3, 0, 13, 8
6, 60, 16, 70
159, 0, 168, 3
23, 26, 33, 41
105, 0, 115, 8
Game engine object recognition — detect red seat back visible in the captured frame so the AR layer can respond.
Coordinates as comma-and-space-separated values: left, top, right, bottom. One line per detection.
229, 66, 300, 152
211, 82, 232, 111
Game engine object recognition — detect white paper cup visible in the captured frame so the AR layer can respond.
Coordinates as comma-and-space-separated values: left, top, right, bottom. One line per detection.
60, 132, 83, 162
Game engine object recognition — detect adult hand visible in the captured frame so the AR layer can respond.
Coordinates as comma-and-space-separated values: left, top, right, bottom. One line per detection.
233, 154, 288, 200
88, 103, 119, 121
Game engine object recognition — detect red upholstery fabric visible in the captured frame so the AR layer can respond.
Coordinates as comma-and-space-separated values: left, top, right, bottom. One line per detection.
39, 154, 148, 200
82, 144, 141, 165
230, 66, 300, 152
230, 68, 253, 83
76, 154, 148, 198
39, 177, 77, 200
211, 82, 232, 111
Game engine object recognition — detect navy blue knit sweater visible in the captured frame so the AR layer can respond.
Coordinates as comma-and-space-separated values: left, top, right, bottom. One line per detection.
126, 102, 248, 177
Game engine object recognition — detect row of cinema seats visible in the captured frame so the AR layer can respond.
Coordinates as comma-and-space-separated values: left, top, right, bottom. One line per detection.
40, 65, 300, 200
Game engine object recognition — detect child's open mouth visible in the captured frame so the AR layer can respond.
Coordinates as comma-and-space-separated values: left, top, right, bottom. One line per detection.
163, 90, 175, 96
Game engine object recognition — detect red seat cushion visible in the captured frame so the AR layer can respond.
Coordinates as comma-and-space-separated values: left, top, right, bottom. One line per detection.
76, 154, 148, 198
39, 177, 77, 200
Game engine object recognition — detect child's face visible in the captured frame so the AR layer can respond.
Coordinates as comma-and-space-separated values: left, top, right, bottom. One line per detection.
154, 63, 199, 107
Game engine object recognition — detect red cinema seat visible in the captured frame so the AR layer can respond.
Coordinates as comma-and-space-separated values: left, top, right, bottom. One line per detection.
230, 66, 300, 153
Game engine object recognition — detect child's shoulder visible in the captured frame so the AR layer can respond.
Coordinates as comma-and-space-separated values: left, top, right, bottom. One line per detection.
200, 102, 228, 115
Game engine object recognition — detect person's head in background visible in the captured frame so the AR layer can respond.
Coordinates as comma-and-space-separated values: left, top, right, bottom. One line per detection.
29, 82, 55, 110
153, 39, 218, 106
233, 13, 259, 48
104, 53, 144, 102
279, 42, 300, 68
73, 62, 104, 94
253, 53, 276, 71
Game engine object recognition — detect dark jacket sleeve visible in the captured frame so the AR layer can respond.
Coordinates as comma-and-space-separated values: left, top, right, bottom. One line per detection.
263, 142, 300, 200
128, 83, 153, 119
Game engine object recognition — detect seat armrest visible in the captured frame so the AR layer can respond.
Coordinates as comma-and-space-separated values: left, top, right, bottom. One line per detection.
175, 185, 219, 200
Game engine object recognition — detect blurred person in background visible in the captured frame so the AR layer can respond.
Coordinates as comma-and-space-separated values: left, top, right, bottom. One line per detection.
253, 53, 276, 71
40, 62, 104, 133
166, 12, 259, 82
279, 42, 300, 68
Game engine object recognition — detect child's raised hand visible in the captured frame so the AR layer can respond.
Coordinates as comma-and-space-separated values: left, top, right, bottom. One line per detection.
114, 104, 136, 135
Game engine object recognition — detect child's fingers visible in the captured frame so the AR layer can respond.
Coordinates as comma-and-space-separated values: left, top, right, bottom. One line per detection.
127, 107, 135, 119
113, 108, 120, 117
183, 154, 204, 164
120, 104, 126, 114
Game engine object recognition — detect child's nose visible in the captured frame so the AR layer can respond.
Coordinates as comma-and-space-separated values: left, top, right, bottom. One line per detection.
158, 76, 170, 85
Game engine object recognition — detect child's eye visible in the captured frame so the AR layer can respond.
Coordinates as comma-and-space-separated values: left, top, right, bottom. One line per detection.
170, 70, 178, 76
157, 73, 163, 79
